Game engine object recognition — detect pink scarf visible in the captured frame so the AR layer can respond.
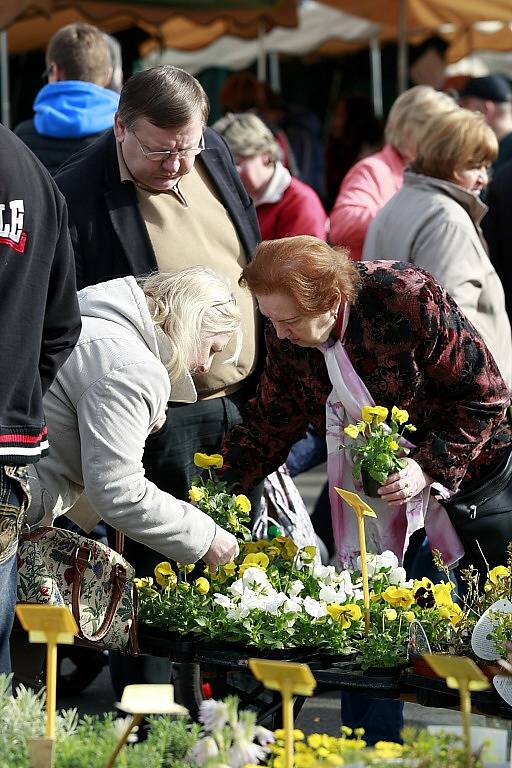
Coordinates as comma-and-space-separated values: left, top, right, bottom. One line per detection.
319, 306, 463, 569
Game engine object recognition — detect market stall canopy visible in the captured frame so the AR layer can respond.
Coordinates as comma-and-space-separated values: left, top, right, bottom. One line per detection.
319, 0, 512, 30
1, 0, 298, 55
141, 1, 381, 69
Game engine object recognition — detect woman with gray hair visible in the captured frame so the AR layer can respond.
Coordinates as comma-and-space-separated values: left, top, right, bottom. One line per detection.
330, 85, 455, 260
33, 266, 241, 566
213, 111, 327, 240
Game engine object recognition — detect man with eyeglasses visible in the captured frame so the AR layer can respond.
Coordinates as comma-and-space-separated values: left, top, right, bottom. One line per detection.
55, 65, 261, 698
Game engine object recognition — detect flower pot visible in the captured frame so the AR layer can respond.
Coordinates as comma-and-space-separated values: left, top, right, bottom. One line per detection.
361, 468, 384, 498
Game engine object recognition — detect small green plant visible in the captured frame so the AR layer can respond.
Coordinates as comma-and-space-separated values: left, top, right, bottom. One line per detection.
342, 405, 416, 485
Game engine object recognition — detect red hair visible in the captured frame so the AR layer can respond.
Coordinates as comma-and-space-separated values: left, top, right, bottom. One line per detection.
240, 236, 361, 315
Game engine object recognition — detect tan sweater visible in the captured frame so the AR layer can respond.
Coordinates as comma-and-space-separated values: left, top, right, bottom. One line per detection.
117, 146, 259, 396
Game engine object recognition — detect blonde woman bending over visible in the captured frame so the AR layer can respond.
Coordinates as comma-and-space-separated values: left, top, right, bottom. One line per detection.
33, 267, 242, 566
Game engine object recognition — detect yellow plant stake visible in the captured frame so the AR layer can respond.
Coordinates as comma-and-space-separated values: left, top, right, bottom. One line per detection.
249, 659, 316, 768
334, 488, 377, 635
424, 654, 490, 768
105, 684, 188, 768
16, 605, 78, 768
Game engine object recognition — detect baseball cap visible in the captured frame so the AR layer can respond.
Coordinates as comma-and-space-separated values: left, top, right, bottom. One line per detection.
459, 74, 512, 103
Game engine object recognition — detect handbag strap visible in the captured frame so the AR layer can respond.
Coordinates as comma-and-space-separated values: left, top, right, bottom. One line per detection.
115, 530, 125, 555
71, 544, 128, 643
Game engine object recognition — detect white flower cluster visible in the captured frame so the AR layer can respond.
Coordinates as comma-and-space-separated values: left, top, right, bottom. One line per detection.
188, 696, 274, 768
355, 550, 412, 587
212, 562, 363, 623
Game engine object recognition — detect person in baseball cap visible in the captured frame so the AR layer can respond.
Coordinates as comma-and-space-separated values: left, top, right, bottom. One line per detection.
459, 75, 512, 171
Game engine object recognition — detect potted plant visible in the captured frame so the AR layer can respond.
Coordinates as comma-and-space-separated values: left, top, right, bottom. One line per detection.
342, 406, 416, 497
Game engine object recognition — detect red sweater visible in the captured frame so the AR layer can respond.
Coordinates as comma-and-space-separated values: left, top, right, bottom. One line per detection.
257, 176, 327, 241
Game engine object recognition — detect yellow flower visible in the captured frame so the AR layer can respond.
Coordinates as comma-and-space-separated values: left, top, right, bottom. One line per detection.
193, 452, 224, 469
374, 741, 404, 758
382, 585, 414, 608
274, 536, 298, 561
234, 494, 251, 513
176, 562, 195, 574
414, 576, 434, 591
488, 565, 510, 584
361, 405, 388, 425
344, 424, 361, 439
133, 577, 153, 589
387, 439, 399, 451
188, 485, 205, 503
403, 611, 416, 622
449, 603, 463, 627
154, 562, 177, 589
433, 581, 454, 608
391, 406, 409, 425
327, 603, 362, 629
301, 545, 318, 563
239, 552, 270, 575
383, 608, 397, 622
194, 577, 210, 595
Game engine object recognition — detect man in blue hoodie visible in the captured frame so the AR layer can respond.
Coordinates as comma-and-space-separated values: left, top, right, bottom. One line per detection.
15, 23, 119, 175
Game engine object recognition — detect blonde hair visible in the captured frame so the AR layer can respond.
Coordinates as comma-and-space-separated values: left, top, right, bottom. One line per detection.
385, 85, 455, 153
213, 112, 281, 162
138, 267, 242, 380
240, 236, 361, 314
412, 108, 498, 181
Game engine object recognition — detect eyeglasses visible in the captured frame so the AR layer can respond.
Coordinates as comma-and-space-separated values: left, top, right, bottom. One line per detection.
132, 131, 205, 162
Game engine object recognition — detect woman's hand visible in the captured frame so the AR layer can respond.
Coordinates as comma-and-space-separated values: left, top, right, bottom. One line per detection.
377, 458, 432, 507
203, 525, 240, 566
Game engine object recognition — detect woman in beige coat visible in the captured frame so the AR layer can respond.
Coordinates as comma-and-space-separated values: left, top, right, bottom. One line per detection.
363, 108, 512, 389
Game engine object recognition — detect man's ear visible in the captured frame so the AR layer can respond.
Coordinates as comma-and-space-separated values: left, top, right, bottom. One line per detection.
113, 113, 126, 142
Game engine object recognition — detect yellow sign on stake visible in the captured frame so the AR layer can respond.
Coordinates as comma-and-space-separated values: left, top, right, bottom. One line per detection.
334, 488, 377, 635
249, 659, 316, 768
16, 605, 78, 768
424, 654, 490, 768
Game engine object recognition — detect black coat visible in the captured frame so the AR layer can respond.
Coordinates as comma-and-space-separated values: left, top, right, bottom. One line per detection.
0, 124, 81, 463
55, 127, 260, 289
14, 118, 105, 177
482, 159, 512, 321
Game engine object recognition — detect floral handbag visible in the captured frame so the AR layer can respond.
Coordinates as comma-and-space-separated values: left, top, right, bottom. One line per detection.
17, 526, 138, 653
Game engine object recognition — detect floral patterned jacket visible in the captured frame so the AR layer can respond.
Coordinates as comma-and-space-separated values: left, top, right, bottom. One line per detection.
222, 261, 512, 492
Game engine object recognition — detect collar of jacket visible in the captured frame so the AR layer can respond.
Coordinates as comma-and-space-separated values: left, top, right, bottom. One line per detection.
403, 170, 488, 225
101, 128, 258, 265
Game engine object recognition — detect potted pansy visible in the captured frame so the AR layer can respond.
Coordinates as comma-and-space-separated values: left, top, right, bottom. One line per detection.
190, 452, 252, 540
342, 406, 416, 497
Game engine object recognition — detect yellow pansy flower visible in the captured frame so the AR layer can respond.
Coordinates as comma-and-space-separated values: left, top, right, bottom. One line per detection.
374, 741, 404, 758
239, 552, 270, 575
383, 608, 397, 621
188, 485, 205, 503
414, 576, 434, 591
403, 611, 416, 622
154, 562, 177, 589
274, 536, 298, 560
488, 565, 510, 584
391, 406, 409, 425
133, 576, 153, 589
387, 438, 399, 451
301, 545, 318, 562
361, 405, 388, 425
193, 452, 224, 469
327, 603, 362, 629
449, 603, 464, 627
234, 494, 251, 513
344, 424, 361, 439
194, 577, 210, 595
382, 585, 414, 608
433, 581, 454, 608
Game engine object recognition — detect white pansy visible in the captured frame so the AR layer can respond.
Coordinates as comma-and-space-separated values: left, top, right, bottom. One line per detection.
289, 579, 305, 597
229, 578, 245, 597
199, 699, 229, 731
313, 563, 335, 583
263, 592, 288, 614
380, 550, 399, 569
283, 597, 303, 614
255, 725, 275, 745
319, 585, 341, 603
241, 566, 270, 586
213, 593, 232, 609
388, 566, 407, 585
336, 570, 354, 593
303, 596, 328, 618
188, 735, 219, 763
359, 553, 377, 577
